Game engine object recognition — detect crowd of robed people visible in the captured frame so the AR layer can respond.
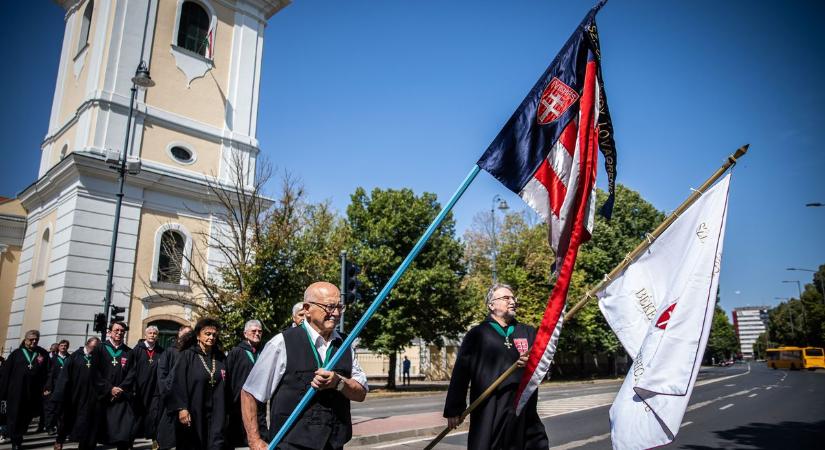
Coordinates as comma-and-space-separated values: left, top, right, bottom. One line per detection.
0, 281, 550, 450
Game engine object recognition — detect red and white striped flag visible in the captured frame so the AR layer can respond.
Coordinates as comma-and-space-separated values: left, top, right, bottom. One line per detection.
476, 2, 615, 414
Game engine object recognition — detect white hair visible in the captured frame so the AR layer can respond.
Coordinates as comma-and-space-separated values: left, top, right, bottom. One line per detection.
292, 302, 305, 316
144, 325, 159, 333
486, 283, 514, 306
244, 320, 262, 331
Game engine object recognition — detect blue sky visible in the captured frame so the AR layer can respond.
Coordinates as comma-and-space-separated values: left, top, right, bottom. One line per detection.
1, 1, 823, 316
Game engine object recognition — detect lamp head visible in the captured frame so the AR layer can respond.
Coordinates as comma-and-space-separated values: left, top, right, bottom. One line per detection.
131, 61, 155, 89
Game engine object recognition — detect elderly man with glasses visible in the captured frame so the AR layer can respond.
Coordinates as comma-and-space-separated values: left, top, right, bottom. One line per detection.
241, 281, 368, 450
226, 319, 267, 447
443, 283, 549, 450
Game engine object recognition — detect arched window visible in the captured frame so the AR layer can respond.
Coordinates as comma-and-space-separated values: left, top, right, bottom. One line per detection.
60, 145, 68, 160
77, 0, 93, 54
177, 1, 210, 57
157, 230, 185, 284
35, 228, 51, 283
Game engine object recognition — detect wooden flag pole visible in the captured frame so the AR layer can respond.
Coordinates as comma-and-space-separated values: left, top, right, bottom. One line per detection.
423, 144, 748, 449
564, 143, 748, 319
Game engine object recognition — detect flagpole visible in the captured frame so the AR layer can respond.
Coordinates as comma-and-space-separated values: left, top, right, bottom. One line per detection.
564, 143, 748, 319
267, 164, 481, 449
422, 144, 748, 450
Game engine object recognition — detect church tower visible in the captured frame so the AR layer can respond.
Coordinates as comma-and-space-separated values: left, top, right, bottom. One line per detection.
5, 0, 288, 348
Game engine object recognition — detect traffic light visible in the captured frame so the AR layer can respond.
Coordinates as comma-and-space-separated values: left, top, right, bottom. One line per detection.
93, 313, 107, 333
343, 260, 362, 303
110, 305, 126, 323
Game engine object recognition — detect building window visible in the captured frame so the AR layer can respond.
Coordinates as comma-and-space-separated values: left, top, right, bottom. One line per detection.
60, 145, 68, 160
34, 228, 51, 283
177, 1, 211, 57
157, 230, 185, 284
77, 0, 93, 55
169, 145, 195, 164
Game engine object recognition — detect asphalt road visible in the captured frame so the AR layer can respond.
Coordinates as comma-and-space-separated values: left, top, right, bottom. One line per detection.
436, 363, 825, 449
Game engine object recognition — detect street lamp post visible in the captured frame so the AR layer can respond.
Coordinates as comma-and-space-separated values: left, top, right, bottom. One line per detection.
101, 61, 154, 340
787, 267, 825, 302
773, 297, 796, 336
490, 194, 509, 283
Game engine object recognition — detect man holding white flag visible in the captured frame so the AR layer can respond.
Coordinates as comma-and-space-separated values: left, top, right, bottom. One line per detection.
598, 174, 731, 450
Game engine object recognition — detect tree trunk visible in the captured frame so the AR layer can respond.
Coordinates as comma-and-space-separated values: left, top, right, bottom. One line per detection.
386, 352, 397, 389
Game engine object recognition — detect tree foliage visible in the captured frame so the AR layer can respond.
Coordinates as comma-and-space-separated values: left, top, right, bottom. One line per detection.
767, 264, 825, 348
704, 304, 738, 363
345, 187, 474, 387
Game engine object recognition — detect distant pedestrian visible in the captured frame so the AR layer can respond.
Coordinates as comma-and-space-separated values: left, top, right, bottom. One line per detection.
402, 356, 411, 386
292, 301, 306, 327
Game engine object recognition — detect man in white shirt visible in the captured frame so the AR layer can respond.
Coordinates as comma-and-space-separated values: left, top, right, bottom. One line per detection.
242, 281, 368, 450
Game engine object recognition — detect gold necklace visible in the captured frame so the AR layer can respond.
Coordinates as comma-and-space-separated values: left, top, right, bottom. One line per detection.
197, 351, 217, 387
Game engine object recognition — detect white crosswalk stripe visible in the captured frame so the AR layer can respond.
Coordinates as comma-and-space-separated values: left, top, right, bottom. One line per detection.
536, 392, 616, 418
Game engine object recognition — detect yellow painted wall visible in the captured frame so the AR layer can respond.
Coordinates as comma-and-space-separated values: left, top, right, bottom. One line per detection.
0, 245, 22, 352
20, 210, 58, 337
145, 0, 235, 129
127, 208, 211, 346
140, 121, 222, 175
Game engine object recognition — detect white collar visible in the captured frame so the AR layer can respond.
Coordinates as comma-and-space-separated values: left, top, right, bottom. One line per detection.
83, 347, 93, 356
303, 322, 341, 346
144, 340, 155, 350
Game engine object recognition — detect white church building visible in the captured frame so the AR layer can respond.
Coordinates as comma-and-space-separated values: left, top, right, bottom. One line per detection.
3, 0, 288, 349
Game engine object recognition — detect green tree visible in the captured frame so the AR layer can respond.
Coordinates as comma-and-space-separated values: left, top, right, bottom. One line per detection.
345, 187, 474, 388
767, 265, 825, 348
704, 304, 739, 363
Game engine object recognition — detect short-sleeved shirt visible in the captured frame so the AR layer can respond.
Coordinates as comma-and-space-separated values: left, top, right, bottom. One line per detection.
243, 325, 368, 403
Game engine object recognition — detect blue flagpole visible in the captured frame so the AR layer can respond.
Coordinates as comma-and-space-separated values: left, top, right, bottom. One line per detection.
268, 164, 482, 449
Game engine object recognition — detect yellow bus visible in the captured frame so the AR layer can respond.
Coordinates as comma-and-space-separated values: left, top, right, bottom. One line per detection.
766, 346, 825, 370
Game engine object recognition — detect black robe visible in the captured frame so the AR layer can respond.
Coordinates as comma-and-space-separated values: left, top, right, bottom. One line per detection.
93, 340, 136, 445
131, 340, 165, 438
49, 347, 98, 448
170, 346, 227, 450
43, 352, 69, 429
444, 317, 548, 450
225, 341, 268, 445
155, 346, 181, 449
0, 345, 50, 444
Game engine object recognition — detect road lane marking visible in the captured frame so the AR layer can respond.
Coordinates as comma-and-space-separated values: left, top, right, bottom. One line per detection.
536, 392, 615, 418
766, 386, 772, 390
686, 388, 756, 412
695, 363, 750, 387
681, 421, 693, 428
373, 431, 470, 448
749, 393, 758, 398
719, 403, 734, 410
552, 432, 611, 450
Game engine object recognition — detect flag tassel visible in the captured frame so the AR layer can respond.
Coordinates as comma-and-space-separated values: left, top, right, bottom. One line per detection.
423, 144, 748, 450
267, 165, 481, 449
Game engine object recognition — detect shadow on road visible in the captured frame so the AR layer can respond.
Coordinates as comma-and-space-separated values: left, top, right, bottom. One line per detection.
681, 419, 825, 449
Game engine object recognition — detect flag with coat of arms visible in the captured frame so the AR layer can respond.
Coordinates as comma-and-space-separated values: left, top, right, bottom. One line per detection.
476, 0, 617, 414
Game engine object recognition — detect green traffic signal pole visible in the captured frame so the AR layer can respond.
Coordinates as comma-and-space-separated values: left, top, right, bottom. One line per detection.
267, 165, 481, 449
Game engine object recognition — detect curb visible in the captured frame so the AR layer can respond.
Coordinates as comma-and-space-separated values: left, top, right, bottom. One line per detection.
350, 422, 469, 446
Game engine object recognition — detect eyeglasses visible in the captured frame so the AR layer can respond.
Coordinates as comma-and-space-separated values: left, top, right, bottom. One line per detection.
493, 295, 519, 304
308, 301, 346, 314
247, 329, 263, 334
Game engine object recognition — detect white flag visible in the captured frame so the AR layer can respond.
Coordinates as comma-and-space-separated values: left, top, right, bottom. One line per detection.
598, 174, 730, 450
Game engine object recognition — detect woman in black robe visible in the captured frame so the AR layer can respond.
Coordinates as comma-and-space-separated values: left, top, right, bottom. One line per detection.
444, 284, 549, 450
170, 317, 227, 450
49, 337, 100, 450
155, 325, 191, 450
0, 329, 50, 450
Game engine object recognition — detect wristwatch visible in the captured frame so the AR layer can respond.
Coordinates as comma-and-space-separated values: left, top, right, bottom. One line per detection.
335, 375, 346, 392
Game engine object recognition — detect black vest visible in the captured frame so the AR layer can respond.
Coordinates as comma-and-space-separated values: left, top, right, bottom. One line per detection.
270, 325, 353, 449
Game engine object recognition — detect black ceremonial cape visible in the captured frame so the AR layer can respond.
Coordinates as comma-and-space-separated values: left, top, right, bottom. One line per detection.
225, 340, 267, 445
155, 346, 181, 449
49, 347, 98, 447
131, 340, 165, 438
43, 352, 69, 428
93, 340, 136, 445
170, 346, 227, 450
444, 317, 548, 450
0, 345, 50, 442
